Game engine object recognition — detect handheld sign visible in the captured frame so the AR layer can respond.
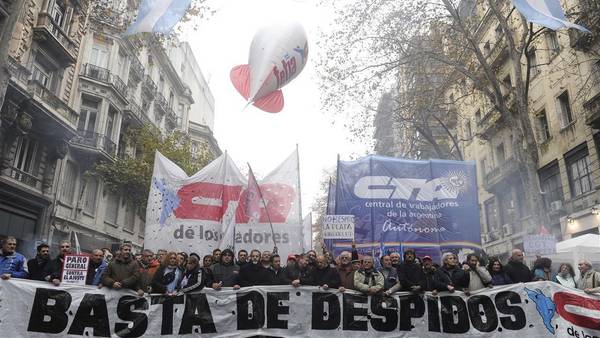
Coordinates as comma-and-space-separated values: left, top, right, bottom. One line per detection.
322, 215, 355, 240
61, 254, 89, 285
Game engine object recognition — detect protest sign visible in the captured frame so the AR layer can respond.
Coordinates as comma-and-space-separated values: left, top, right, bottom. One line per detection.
524, 234, 557, 256
322, 215, 354, 239
60, 254, 89, 285
1, 279, 599, 337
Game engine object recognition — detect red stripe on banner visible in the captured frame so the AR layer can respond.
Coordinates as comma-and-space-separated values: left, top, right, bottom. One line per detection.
554, 291, 600, 330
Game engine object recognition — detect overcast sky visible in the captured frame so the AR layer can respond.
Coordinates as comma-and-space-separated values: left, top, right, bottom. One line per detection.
181, 0, 370, 215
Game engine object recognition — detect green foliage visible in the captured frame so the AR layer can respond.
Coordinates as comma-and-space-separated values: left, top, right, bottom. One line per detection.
91, 125, 214, 216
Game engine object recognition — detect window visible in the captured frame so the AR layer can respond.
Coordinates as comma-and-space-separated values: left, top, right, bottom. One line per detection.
480, 157, 488, 175
546, 31, 560, 57
78, 98, 98, 132
537, 109, 551, 142
527, 50, 539, 77
177, 103, 185, 127
61, 161, 78, 204
496, 143, 506, 164
484, 198, 498, 231
52, 2, 66, 27
502, 75, 512, 97
83, 177, 98, 214
32, 53, 61, 93
106, 109, 116, 140
483, 41, 491, 55
499, 189, 516, 225
158, 76, 165, 94
475, 109, 481, 124
465, 120, 472, 139
168, 91, 174, 108
105, 193, 119, 224
566, 144, 593, 197
124, 204, 135, 231
557, 91, 573, 127
89, 42, 109, 68
538, 161, 564, 209
13, 137, 38, 175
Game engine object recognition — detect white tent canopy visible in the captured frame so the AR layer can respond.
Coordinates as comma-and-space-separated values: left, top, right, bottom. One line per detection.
556, 234, 600, 253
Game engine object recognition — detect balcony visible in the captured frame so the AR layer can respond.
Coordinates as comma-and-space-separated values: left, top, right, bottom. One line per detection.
27, 80, 78, 125
7, 166, 43, 191
123, 100, 147, 127
154, 92, 168, 113
80, 64, 128, 101
142, 75, 157, 97
70, 130, 117, 160
483, 157, 521, 192
165, 108, 177, 129
568, 0, 599, 51
486, 38, 508, 67
129, 56, 144, 84
477, 109, 503, 139
33, 13, 77, 65
584, 92, 600, 129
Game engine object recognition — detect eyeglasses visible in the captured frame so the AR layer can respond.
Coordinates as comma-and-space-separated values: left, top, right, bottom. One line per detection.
222, 253, 232, 257
60, 246, 70, 248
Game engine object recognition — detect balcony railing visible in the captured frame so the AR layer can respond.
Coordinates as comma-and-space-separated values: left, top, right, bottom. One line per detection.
483, 157, 520, 191
33, 13, 77, 64
143, 75, 157, 96
129, 56, 144, 83
27, 80, 78, 125
8, 166, 43, 190
81, 64, 128, 98
71, 130, 116, 157
154, 92, 168, 113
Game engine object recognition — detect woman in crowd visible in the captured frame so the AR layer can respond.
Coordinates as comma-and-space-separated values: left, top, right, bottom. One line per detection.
177, 252, 188, 270
487, 257, 513, 286
179, 255, 213, 293
532, 257, 554, 281
552, 263, 577, 288
203, 255, 213, 268
151, 251, 183, 295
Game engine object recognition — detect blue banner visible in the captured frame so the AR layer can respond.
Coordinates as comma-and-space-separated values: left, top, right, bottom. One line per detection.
330, 155, 481, 261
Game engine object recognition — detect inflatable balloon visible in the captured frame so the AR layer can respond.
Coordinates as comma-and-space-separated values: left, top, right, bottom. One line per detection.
230, 22, 308, 113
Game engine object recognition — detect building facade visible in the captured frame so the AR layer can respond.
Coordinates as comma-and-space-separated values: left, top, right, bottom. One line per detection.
373, 0, 600, 259
0, 0, 217, 254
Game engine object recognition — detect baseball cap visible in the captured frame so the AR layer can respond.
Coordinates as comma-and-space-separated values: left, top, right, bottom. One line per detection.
422, 255, 432, 261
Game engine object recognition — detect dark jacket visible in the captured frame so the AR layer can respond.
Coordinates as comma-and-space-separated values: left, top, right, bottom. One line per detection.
44, 256, 65, 281
504, 260, 532, 283
423, 267, 448, 291
285, 264, 312, 281
179, 267, 213, 293
211, 262, 239, 287
86, 259, 108, 286
27, 256, 50, 281
266, 266, 290, 285
490, 271, 513, 286
379, 266, 399, 290
302, 265, 341, 288
398, 261, 426, 291
238, 262, 270, 287
102, 255, 140, 290
435, 266, 470, 291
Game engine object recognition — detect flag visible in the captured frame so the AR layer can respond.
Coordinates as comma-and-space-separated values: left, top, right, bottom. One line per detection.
512, 0, 590, 32
245, 165, 262, 223
326, 179, 336, 215
301, 213, 313, 251
124, 0, 192, 36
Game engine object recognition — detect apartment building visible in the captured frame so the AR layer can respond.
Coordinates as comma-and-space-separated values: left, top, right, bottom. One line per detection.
0, 0, 217, 254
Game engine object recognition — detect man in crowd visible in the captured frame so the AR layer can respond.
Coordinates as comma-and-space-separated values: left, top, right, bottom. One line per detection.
261, 251, 272, 270
157, 249, 167, 263
504, 249, 532, 283
266, 254, 289, 285
390, 252, 401, 270
337, 251, 355, 291
293, 255, 341, 290
28, 243, 50, 281
87, 249, 108, 286
239, 249, 269, 286
138, 249, 160, 293
462, 253, 492, 294
435, 252, 469, 292
306, 250, 317, 268
102, 243, 140, 293
422, 255, 447, 294
577, 259, 600, 294
45, 240, 72, 285
212, 249, 222, 264
380, 255, 401, 295
354, 256, 384, 295
286, 253, 312, 282
211, 248, 240, 289
236, 249, 248, 267
398, 249, 425, 292
0, 236, 28, 279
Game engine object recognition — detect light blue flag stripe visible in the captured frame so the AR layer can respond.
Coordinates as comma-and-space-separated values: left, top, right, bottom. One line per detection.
124, 0, 192, 36
153, 0, 192, 34
512, 0, 590, 33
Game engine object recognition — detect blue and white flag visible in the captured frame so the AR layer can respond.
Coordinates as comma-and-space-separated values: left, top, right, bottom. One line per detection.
512, 0, 590, 32
124, 0, 192, 36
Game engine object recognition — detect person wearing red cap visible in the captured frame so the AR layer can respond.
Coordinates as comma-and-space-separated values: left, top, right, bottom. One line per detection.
421, 255, 447, 294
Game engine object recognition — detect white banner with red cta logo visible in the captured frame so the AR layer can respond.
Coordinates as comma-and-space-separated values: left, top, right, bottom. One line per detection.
0, 279, 599, 337
144, 150, 303, 259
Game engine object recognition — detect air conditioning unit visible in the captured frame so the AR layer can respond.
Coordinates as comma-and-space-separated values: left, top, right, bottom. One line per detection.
502, 223, 513, 236
550, 200, 563, 212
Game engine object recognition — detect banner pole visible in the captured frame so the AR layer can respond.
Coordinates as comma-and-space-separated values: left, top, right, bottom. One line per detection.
248, 164, 277, 254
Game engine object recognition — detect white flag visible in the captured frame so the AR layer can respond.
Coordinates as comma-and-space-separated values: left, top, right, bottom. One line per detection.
512, 0, 590, 32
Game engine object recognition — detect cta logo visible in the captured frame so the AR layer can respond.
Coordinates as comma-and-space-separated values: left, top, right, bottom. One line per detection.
353, 171, 468, 201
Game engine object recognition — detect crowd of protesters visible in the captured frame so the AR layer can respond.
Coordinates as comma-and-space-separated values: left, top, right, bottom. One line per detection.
1, 236, 600, 296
